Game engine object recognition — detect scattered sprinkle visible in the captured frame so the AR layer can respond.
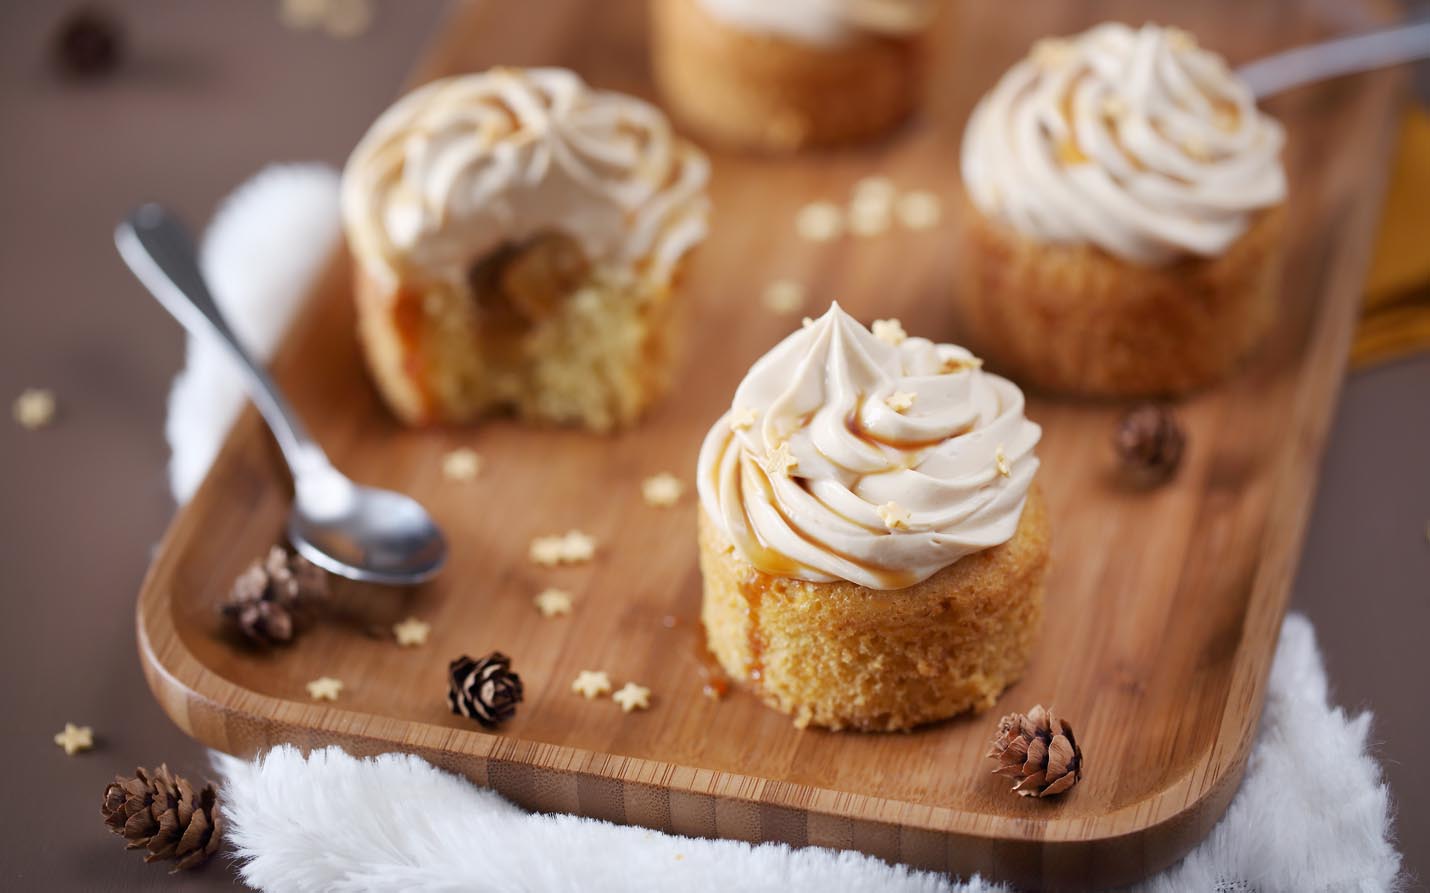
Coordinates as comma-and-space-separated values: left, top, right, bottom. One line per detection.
1182, 135, 1212, 162
885, 391, 916, 413
795, 201, 844, 242
876, 501, 911, 530
995, 445, 1011, 478
613, 682, 652, 713
729, 406, 758, 431
642, 473, 684, 508
762, 279, 806, 314
801, 316, 815, 328
442, 447, 481, 482
53, 723, 93, 756
1166, 27, 1196, 51
534, 588, 573, 618
323, 0, 374, 38
764, 442, 798, 477
530, 530, 597, 566
572, 670, 612, 699
852, 176, 897, 204
896, 191, 943, 230
279, 0, 329, 29
306, 676, 343, 701
872, 318, 907, 346
848, 201, 892, 237
942, 354, 984, 374
13, 388, 56, 429
1101, 95, 1128, 119
1031, 38, 1072, 68
392, 617, 430, 647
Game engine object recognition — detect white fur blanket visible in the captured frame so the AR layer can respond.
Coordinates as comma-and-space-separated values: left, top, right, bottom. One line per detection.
175, 165, 1402, 892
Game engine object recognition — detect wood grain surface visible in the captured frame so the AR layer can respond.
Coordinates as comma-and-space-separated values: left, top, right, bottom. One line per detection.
134, 0, 1403, 887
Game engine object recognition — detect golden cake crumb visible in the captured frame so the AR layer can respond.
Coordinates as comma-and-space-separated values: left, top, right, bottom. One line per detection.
641, 473, 684, 508
764, 442, 798, 477
572, 670, 612, 699
996, 445, 1011, 478
871, 318, 907, 346
534, 588, 573, 618
392, 617, 430, 647
13, 388, 56, 430
613, 682, 652, 713
876, 501, 911, 530
795, 202, 843, 242
729, 406, 758, 431
53, 723, 93, 756
762, 279, 805, 315
306, 676, 343, 701
896, 191, 943, 230
885, 391, 916, 413
442, 447, 481, 482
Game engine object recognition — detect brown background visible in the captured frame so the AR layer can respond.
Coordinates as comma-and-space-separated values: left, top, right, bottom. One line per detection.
0, 2, 1424, 890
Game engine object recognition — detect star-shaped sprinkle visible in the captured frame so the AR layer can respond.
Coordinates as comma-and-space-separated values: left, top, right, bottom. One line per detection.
393, 617, 430, 647
795, 201, 843, 242
996, 445, 1011, 478
764, 441, 798, 477
852, 176, 896, 203
1166, 27, 1196, 51
442, 447, 481, 482
529, 530, 597, 566
613, 682, 652, 713
871, 318, 907, 346
801, 316, 815, 328
885, 391, 916, 413
642, 473, 684, 508
848, 202, 892, 237
762, 279, 805, 315
729, 407, 758, 430
1031, 37, 1072, 68
53, 723, 93, 755
895, 191, 943, 230
572, 670, 612, 699
561, 530, 596, 562
877, 502, 911, 530
534, 588, 573, 618
306, 676, 343, 701
1101, 95, 1128, 119
13, 388, 56, 430
941, 354, 984, 374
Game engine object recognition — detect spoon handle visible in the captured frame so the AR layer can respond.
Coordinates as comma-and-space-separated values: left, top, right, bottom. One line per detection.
1238, 19, 1430, 99
116, 203, 330, 478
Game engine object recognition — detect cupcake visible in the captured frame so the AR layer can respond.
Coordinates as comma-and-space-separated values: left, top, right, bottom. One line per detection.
650, 0, 937, 152
696, 304, 1048, 731
341, 67, 710, 430
957, 23, 1287, 397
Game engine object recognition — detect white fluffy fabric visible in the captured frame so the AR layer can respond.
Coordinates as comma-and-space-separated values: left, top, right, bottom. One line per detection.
180, 166, 1401, 891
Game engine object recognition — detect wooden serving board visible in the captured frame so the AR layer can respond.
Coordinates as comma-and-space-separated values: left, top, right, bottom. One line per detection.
137, 0, 1403, 887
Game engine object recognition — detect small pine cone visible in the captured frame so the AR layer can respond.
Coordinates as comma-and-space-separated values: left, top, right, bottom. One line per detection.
100, 765, 223, 871
986, 705, 1083, 798
1114, 402, 1185, 483
448, 652, 523, 728
221, 546, 328, 645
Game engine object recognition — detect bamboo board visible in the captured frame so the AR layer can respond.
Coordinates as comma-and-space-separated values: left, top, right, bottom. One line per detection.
135, 0, 1403, 887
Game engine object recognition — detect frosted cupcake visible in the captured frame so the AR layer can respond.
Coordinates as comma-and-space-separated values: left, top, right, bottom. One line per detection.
958, 23, 1287, 397
342, 67, 709, 430
696, 304, 1049, 731
650, 0, 937, 152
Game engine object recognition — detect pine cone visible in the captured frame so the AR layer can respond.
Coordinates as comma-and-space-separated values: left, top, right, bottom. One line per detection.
1114, 402, 1185, 483
448, 652, 524, 728
221, 546, 328, 645
986, 704, 1083, 798
100, 765, 223, 871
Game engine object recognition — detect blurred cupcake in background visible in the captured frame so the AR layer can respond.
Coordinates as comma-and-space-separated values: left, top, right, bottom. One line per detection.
957, 23, 1288, 398
650, 0, 938, 152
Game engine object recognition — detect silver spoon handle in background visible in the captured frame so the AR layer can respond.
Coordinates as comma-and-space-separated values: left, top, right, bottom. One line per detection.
1239, 19, 1430, 99
115, 203, 330, 478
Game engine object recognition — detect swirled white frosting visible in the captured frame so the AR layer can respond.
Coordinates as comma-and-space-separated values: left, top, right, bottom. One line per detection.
961, 23, 1286, 265
697, 303, 1041, 590
342, 67, 709, 288
696, 0, 936, 45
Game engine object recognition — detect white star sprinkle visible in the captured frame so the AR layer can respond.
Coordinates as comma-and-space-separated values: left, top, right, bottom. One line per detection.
534, 588, 573, 618
729, 406, 759, 431
871, 318, 907, 346
941, 354, 984, 374
876, 501, 911, 530
996, 445, 1011, 478
613, 682, 652, 713
895, 191, 943, 230
795, 201, 843, 242
762, 279, 805, 314
53, 723, 93, 756
885, 391, 916, 413
392, 617, 430, 647
306, 676, 343, 701
572, 670, 612, 699
764, 442, 798, 477
642, 473, 684, 508
13, 388, 55, 429
442, 447, 481, 482
529, 530, 597, 566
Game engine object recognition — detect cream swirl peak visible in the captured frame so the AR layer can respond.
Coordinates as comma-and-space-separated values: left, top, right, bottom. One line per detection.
697, 303, 1041, 590
695, 0, 937, 45
342, 67, 709, 289
961, 23, 1286, 265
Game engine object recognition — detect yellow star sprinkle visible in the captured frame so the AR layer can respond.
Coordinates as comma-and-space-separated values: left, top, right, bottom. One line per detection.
996, 445, 1011, 478
572, 670, 612, 699
885, 391, 916, 413
895, 191, 943, 230
871, 318, 907, 346
941, 354, 984, 374
876, 502, 911, 530
392, 617, 430, 647
53, 723, 93, 756
534, 588, 573, 618
306, 676, 343, 701
442, 447, 481, 482
641, 473, 684, 508
13, 388, 56, 430
795, 201, 844, 242
529, 530, 597, 566
764, 442, 798, 477
729, 406, 758, 431
613, 682, 652, 713
561, 530, 596, 562
762, 279, 805, 315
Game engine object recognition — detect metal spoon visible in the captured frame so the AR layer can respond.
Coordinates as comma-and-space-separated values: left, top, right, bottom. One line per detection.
1239, 19, 1430, 99
116, 203, 446, 586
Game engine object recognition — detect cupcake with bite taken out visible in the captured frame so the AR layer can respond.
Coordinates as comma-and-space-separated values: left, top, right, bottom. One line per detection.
696, 303, 1049, 731
957, 23, 1287, 397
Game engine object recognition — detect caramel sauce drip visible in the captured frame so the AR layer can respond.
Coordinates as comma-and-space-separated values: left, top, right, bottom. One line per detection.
736, 571, 769, 690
